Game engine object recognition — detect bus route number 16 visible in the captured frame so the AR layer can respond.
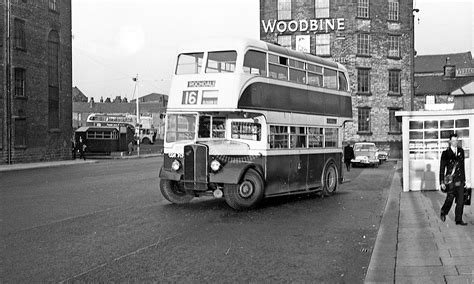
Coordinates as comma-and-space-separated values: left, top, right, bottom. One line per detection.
182, 91, 198, 105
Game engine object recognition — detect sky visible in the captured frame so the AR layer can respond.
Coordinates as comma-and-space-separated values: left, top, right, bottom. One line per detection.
72, 0, 474, 102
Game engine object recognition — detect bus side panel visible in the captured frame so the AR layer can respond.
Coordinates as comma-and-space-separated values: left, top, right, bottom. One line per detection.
307, 153, 325, 188
264, 155, 290, 195
288, 154, 309, 192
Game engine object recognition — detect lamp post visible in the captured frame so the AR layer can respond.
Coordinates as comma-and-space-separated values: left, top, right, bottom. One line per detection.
411, 8, 419, 111
5, 0, 12, 164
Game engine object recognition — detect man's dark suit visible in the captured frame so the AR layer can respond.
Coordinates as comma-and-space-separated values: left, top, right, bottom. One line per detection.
439, 146, 465, 222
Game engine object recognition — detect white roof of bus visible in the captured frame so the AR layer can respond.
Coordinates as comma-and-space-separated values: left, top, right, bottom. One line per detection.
175, 37, 344, 70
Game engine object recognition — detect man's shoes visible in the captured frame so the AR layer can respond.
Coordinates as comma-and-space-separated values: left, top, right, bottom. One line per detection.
440, 212, 446, 222
455, 221, 468, 226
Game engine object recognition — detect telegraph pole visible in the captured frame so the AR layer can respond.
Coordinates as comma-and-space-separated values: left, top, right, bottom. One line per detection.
133, 75, 140, 156
5, 0, 12, 164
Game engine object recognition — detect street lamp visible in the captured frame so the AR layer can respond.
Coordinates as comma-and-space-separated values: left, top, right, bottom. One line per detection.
411, 8, 420, 111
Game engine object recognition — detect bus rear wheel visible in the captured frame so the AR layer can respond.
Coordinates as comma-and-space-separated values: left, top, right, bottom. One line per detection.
224, 169, 264, 210
160, 180, 193, 204
321, 160, 338, 196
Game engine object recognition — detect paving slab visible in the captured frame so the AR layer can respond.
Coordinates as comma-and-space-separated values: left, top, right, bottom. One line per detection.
441, 256, 474, 266
445, 275, 474, 284
395, 276, 446, 284
396, 265, 458, 277
396, 256, 442, 267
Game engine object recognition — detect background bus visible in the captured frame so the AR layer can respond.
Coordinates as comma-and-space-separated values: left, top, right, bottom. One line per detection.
86, 113, 156, 144
159, 38, 352, 209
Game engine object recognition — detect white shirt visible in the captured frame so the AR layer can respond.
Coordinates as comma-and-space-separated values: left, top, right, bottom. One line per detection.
451, 146, 457, 155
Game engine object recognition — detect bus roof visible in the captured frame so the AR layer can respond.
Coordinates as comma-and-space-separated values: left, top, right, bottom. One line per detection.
176, 37, 341, 70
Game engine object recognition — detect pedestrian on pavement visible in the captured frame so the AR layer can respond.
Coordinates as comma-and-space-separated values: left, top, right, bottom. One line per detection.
71, 136, 77, 160
128, 141, 134, 155
343, 142, 355, 172
78, 136, 87, 161
439, 133, 467, 226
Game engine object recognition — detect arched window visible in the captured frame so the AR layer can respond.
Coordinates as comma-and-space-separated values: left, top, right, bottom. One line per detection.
48, 30, 60, 128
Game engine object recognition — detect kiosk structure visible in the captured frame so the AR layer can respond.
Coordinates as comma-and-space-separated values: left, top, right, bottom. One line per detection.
397, 110, 473, 192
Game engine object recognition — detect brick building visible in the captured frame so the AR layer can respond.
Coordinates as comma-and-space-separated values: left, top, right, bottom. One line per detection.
414, 52, 474, 111
260, 0, 415, 157
0, 0, 72, 164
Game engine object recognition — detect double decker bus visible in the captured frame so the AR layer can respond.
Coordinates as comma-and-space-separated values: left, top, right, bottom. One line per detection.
159, 38, 352, 209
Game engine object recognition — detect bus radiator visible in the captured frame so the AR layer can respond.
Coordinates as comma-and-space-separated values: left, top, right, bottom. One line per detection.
183, 144, 208, 191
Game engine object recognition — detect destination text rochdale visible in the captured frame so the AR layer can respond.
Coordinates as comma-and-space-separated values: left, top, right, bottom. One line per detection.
188, 81, 216, 88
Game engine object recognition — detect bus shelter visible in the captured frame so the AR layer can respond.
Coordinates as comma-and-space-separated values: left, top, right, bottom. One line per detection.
397, 110, 473, 192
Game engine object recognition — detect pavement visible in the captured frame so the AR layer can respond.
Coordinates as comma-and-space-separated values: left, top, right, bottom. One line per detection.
2, 158, 473, 283
365, 161, 474, 284
0, 152, 161, 172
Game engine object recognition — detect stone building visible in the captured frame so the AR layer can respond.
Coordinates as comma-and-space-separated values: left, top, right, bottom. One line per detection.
0, 0, 72, 164
260, 0, 415, 157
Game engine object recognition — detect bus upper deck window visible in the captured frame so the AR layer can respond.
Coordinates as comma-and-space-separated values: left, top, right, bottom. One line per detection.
243, 50, 267, 76
338, 72, 348, 91
206, 51, 237, 73
323, 68, 337, 89
176, 53, 204, 75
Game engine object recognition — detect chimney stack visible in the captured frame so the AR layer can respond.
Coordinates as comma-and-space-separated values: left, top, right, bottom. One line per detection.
443, 57, 456, 78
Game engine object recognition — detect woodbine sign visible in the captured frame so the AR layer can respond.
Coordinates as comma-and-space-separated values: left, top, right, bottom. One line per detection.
261, 18, 345, 34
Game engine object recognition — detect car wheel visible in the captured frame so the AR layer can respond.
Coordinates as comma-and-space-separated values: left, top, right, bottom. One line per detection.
321, 160, 338, 196
142, 137, 151, 144
160, 179, 193, 204
224, 169, 264, 210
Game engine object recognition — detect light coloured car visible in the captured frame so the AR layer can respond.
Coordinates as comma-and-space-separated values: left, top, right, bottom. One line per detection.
351, 142, 380, 167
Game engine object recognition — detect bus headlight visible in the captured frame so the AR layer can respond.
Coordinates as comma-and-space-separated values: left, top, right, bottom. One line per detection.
171, 159, 181, 171
210, 159, 221, 172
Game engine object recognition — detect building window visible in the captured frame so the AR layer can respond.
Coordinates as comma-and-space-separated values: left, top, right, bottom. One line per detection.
388, 0, 399, 21
14, 18, 26, 50
426, 95, 435, 104
49, 0, 58, 11
389, 108, 402, 133
388, 70, 401, 94
357, 0, 369, 18
358, 107, 371, 133
315, 0, 329, 18
388, 35, 400, 58
14, 68, 26, 97
357, 68, 370, 94
277, 35, 292, 49
48, 30, 60, 129
14, 118, 27, 146
315, 34, 330, 56
357, 33, 370, 56
277, 0, 291, 20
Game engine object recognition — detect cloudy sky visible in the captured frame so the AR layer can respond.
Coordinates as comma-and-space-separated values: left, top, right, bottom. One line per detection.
72, 0, 474, 102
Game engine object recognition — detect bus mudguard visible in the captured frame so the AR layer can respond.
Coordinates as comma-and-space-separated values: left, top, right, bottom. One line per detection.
210, 163, 263, 184
159, 167, 182, 181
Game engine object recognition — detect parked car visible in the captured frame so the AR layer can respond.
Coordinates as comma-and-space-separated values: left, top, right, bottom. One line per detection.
351, 142, 379, 167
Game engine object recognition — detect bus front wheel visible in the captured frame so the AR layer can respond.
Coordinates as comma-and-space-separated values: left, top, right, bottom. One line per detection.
321, 161, 338, 196
224, 169, 264, 210
160, 180, 193, 204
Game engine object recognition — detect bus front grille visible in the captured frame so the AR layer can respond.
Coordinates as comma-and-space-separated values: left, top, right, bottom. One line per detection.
183, 144, 208, 190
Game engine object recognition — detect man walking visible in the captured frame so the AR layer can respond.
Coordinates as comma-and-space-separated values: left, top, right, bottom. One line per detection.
343, 143, 354, 172
439, 133, 467, 226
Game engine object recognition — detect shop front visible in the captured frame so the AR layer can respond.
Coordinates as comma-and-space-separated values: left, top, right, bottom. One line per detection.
397, 110, 473, 192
